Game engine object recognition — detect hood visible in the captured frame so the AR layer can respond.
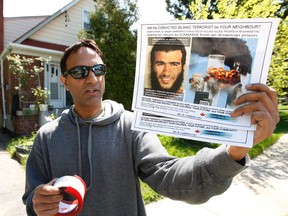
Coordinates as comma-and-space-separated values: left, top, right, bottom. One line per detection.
60, 99, 125, 126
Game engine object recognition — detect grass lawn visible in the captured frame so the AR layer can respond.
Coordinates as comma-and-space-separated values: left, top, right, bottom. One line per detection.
6, 106, 288, 204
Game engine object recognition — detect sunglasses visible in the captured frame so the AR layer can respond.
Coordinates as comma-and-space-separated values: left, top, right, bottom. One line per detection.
64, 64, 106, 79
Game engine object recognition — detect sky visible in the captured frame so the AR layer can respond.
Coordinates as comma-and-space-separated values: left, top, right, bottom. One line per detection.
3, 0, 174, 23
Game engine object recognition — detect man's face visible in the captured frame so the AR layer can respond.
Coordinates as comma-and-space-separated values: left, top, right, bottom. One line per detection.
152, 50, 184, 92
60, 47, 105, 112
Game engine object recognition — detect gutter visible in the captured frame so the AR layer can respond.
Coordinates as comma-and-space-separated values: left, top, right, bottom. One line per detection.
7, 43, 63, 56
0, 43, 63, 129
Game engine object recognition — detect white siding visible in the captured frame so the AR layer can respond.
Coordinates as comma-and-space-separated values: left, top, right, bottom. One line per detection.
4, 16, 47, 49
29, 0, 96, 46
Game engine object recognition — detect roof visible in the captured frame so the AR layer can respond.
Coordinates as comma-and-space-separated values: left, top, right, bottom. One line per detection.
14, 0, 80, 44
4, 16, 48, 49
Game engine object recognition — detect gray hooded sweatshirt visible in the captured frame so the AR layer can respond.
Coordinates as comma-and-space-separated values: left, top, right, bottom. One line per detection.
23, 100, 249, 216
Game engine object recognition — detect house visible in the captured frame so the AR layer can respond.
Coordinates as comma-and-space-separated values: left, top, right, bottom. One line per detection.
0, 0, 97, 135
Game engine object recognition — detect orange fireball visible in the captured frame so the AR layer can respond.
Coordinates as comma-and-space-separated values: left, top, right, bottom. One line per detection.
207, 67, 240, 85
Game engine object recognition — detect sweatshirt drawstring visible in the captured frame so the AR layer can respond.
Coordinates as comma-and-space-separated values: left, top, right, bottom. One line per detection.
75, 117, 93, 191
87, 123, 93, 191
76, 117, 82, 179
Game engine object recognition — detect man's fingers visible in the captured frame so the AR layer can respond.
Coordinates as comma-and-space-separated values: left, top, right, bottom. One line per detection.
48, 178, 58, 186
231, 101, 268, 119
36, 185, 62, 196
232, 84, 279, 124
33, 202, 60, 216
245, 83, 278, 111
33, 180, 64, 216
251, 111, 276, 145
35, 179, 59, 195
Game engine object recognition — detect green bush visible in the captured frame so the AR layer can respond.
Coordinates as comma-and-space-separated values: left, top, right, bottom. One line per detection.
6, 133, 35, 166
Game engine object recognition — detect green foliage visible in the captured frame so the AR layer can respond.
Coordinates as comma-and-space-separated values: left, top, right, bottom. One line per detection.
159, 136, 218, 157
166, 0, 218, 19
7, 54, 51, 110
267, 17, 288, 100
6, 133, 35, 166
275, 109, 288, 133
80, 0, 139, 110
7, 55, 50, 90
31, 86, 50, 105
166, 0, 288, 20
189, 0, 211, 20
141, 181, 162, 204
179, 0, 282, 20
279, 105, 288, 110
213, 0, 280, 19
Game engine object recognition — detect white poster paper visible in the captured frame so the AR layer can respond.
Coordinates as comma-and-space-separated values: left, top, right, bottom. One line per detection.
132, 111, 254, 147
132, 18, 279, 130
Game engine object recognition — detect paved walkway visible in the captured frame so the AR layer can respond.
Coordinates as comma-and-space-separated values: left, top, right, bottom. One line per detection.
146, 133, 288, 216
0, 132, 287, 216
0, 133, 26, 216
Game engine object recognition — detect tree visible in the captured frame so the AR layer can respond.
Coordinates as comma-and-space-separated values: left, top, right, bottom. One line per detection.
166, 0, 288, 102
166, 0, 288, 20
80, 0, 139, 110
166, 0, 218, 19
267, 16, 288, 102
268, 1, 288, 102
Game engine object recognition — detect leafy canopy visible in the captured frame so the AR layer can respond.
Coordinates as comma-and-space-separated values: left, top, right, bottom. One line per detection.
79, 0, 139, 110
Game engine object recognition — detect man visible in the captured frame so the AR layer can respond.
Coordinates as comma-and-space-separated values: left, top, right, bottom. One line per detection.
150, 37, 186, 93
23, 39, 279, 216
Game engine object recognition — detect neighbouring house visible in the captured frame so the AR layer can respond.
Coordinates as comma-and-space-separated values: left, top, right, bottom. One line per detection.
0, 0, 97, 135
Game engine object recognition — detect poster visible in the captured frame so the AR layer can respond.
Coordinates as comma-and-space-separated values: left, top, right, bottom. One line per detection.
132, 19, 279, 130
132, 111, 254, 147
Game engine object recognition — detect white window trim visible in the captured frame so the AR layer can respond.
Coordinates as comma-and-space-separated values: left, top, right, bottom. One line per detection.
82, 8, 92, 30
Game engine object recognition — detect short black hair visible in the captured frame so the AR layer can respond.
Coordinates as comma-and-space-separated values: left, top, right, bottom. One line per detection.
150, 37, 187, 67
60, 39, 103, 75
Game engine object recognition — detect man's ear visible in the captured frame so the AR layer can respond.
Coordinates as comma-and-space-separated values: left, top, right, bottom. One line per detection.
60, 76, 68, 89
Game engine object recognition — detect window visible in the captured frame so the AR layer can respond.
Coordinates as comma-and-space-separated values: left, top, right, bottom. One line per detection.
83, 9, 91, 31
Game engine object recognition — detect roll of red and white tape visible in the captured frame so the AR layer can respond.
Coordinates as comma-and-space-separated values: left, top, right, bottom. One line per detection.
53, 175, 86, 215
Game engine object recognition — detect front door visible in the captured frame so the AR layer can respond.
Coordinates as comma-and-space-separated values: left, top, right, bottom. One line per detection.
45, 62, 65, 108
